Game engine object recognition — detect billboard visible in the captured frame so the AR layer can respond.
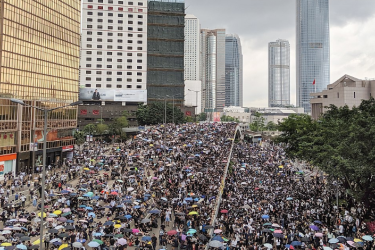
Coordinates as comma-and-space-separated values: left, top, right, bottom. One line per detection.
213, 112, 221, 122
79, 88, 147, 102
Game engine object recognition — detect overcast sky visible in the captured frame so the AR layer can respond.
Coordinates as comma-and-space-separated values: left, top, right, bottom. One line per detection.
185, 0, 375, 107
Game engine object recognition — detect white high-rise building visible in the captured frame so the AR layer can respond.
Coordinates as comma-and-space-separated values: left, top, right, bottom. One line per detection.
184, 14, 200, 81
79, 0, 148, 102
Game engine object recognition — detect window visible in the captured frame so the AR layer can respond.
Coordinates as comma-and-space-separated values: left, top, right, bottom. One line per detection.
87, 44, 93, 48
108, 26, 113, 29
87, 5, 93, 8
97, 64, 102, 68
127, 53, 132, 56
86, 57, 92, 61
129, 2, 133, 5
117, 59, 123, 62
137, 72, 142, 76
137, 53, 142, 56
128, 34, 133, 37
137, 60, 142, 63
118, 20, 123, 24
127, 85, 132, 88
88, 12, 93, 15
118, 39, 123, 43
98, 6, 103, 9
117, 72, 123, 75
128, 14, 133, 18
117, 46, 123, 49
337, 92, 339, 98
137, 34, 143, 38
117, 78, 122, 82
118, 1, 124, 3
108, 0, 113, 3
137, 66, 142, 69
138, 15, 143, 18
108, 13, 113, 16
108, 7, 113, 10
85, 84, 92, 87
108, 33, 113, 36
97, 25, 103, 29
117, 85, 122, 88
96, 78, 102, 81
136, 85, 142, 89
87, 38, 92, 41
127, 72, 132, 75
97, 32, 103, 35
119, 7, 123, 11
86, 64, 92, 67
127, 40, 133, 43
86, 71, 92, 74
138, 2, 143, 6
96, 71, 102, 75
117, 65, 123, 69
107, 58, 112, 62
107, 71, 112, 75
106, 65, 112, 68
97, 38, 103, 42
127, 78, 132, 82
118, 14, 124, 17
127, 59, 132, 63
138, 9, 143, 13
97, 45, 102, 48
137, 47, 142, 50
127, 46, 132, 50
118, 33, 123, 37
127, 66, 132, 69
97, 51, 103, 55
128, 21, 133, 24
137, 28, 143, 31
118, 27, 123, 30
138, 21, 143, 25
97, 19, 103, 22
137, 41, 142, 44
86, 77, 91, 81
354, 92, 356, 98
107, 39, 113, 42
137, 79, 142, 82
97, 58, 102, 61
87, 31, 93, 35
98, 12, 103, 16
108, 20, 113, 23
106, 84, 112, 88
98, 0, 103, 2
128, 8, 133, 12
96, 84, 102, 88
88, 0, 93, 2
117, 52, 123, 56
128, 27, 133, 31
107, 52, 113, 55
87, 25, 93, 28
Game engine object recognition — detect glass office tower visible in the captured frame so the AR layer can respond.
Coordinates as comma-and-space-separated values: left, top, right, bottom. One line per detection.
225, 34, 243, 107
0, 0, 81, 174
296, 0, 330, 113
268, 39, 290, 107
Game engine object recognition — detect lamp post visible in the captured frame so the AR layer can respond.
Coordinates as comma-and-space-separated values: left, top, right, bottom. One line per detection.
10, 98, 82, 250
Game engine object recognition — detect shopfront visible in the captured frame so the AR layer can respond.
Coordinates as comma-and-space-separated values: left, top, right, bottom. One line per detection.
62, 145, 74, 160
0, 153, 16, 180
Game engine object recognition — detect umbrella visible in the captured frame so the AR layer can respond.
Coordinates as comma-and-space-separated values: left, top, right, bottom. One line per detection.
53, 210, 62, 215
291, 241, 302, 246
315, 233, 323, 238
323, 247, 333, 250
92, 239, 103, 245
362, 235, 373, 241
87, 242, 100, 248
37, 212, 46, 218
149, 209, 161, 214
286, 197, 293, 201
301, 237, 310, 242
72, 242, 82, 248
220, 209, 228, 214
208, 241, 223, 248
49, 229, 58, 234
142, 236, 151, 241
20, 236, 30, 241
1, 243, 11, 247
132, 229, 140, 233
264, 243, 273, 249
104, 221, 114, 226
65, 225, 75, 230
212, 236, 223, 242
141, 219, 150, 224
58, 244, 69, 250
187, 229, 197, 234
188, 211, 198, 215
261, 215, 269, 219
167, 230, 177, 235
274, 233, 284, 238
213, 229, 222, 234
57, 217, 67, 222
117, 238, 127, 245
16, 244, 27, 250
310, 225, 319, 231
285, 244, 294, 249
329, 238, 339, 244
58, 233, 69, 238
314, 220, 322, 224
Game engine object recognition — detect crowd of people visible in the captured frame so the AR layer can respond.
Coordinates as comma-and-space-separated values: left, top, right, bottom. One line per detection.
0, 122, 373, 250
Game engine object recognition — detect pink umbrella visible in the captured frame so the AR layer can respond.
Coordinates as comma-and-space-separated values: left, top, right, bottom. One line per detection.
274, 230, 283, 234
117, 238, 127, 245
18, 219, 28, 222
167, 230, 177, 235
214, 229, 222, 234
152, 177, 158, 180
315, 233, 323, 238
132, 229, 140, 234
220, 209, 228, 214
63, 208, 71, 213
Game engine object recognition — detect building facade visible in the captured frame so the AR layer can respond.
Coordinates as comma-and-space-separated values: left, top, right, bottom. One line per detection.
147, 0, 185, 105
268, 39, 290, 107
225, 34, 243, 107
184, 14, 200, 81
0, 0, 81, 175
200, 29, 226, 113
296, 0, 330, 113
310, 75, 375, 119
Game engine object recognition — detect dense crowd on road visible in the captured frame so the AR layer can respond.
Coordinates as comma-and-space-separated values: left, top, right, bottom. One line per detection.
0, 122, 373, 250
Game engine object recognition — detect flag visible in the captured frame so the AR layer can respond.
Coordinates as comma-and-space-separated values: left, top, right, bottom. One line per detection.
313, 79, 316, 85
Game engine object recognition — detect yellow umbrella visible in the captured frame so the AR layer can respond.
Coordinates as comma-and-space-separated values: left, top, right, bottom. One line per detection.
278, 165, 283, 168
192, 205, 198, 208
149, 144, 154, 147
83, 168, 89, 170
38, 212, 47, 218
354, 239, 363, 242
188, 211, 198, 215
114, 224, 121, 229
113, 220, 121, 224
53, 210, 62, 215
1, 243, 12, 246
33, 239, 43, 245
59, 244, 69, 250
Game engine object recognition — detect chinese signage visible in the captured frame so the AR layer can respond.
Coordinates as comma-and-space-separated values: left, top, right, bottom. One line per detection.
62, 145, 74, 152
0, 132, 15, 147
79, 88, 147, 102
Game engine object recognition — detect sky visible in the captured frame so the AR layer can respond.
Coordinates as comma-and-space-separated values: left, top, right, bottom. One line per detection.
185, 0, 375, 107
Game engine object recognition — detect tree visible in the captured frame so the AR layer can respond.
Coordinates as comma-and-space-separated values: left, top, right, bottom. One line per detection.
83, 124, 96, 135
74, 131, 86, 152
109, 115, 129, 142
136, 102, 184, 125
221, 115, 239, 122
184, 116, 194, 123
249, 112, 265, 132
198, 112, 207, 121
276, 99, 375, 208
96, 123, 108, 137
265, 121, 278, 131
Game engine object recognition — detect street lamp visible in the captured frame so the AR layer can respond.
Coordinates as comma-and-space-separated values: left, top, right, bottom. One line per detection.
10, 98, 82, 250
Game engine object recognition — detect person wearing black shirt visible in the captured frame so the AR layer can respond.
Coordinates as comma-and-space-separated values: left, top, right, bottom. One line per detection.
151, 233, 157, 250
92, 89, 101, 100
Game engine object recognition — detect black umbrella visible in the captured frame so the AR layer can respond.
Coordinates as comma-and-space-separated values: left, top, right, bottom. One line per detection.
204, 225, 214, 229
5, 246, 15, 250
65, 225, 75, 230
301, 237, 310, 242
49, 229, 59, 234
104, 221, 114, 226
115, 216, 127, 220
58, 233, 69, 238
20, 236, 31, 241
198, 234, 208, 241
104, 234, 114, 237
14, 233, 25, 237
28, 246, 39, 249
273, 233, 284, 238
123, 229, 133, 232
175, 212, 185, 216
262, 229, 272, 233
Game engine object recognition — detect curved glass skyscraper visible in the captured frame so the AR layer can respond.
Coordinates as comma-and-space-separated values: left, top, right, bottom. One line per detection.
296, 0, 330, 113
225, 34, 243, 107
269, 39, 290, 107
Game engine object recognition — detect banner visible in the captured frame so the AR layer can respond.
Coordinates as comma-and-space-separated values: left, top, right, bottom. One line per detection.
213, 112, 221, 122
79, 88, 147, 102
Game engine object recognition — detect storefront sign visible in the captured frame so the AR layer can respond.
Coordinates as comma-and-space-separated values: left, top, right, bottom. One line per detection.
62, 145, 74, 152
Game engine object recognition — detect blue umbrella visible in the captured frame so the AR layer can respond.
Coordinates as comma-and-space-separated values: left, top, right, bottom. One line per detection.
149, 209, 161, 214
133, 206, 141, 209
16, 244, 27, 250
212, 236, 223, 242
79, 205, 86, 208
125, 215, 132, 219
116, 205, 124, 208
94, 232, 102, 237
92, 196, 100, 200
291, 241, 302, 246
66, 220, 74, 223
261, 215, 270, 219
187, 229, 197, 234
70, 193, 77, 196
314, 220, 322, 224
88, 212, 96, 218
142, 236, 151, 241
328, 238, 339, 244
49, 194, 55, 197
85, 207, 93, 210
144, 194, 151, 197
124, 200, 132, 203
185, 197, 193, 201
88, 241, 100, 248
286, 197, 293, 201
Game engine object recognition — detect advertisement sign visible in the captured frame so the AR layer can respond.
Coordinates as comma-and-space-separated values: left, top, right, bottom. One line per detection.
30, 143, 38, 151
0, 132, 15, 147
213, 112, 221, 122
0, 162, 4, 175
79, 88, 147, 102
62, 145, 74, 152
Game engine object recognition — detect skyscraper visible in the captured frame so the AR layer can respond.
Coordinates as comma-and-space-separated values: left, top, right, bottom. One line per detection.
200, 29, 226, 113
0, 0, 81, 174
147, 0, 185, 105
225, 34, 243, 107
268, 39, 290, 107
296, 0, 330, 113
184, 14, 200, 81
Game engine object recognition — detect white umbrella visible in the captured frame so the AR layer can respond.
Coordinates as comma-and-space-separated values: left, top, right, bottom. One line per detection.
2, 230, 11, 234
209, 240, 223, 248
73, 242, 83, 248
127, 187, 134, 191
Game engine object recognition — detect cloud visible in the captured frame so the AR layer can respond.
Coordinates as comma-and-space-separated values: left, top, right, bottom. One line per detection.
185, 0, 375, 107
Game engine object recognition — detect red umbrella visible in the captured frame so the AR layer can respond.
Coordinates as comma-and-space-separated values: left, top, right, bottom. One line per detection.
220, 209, 228, 214
167, 230, 177, 235
110, 191, 118, 195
